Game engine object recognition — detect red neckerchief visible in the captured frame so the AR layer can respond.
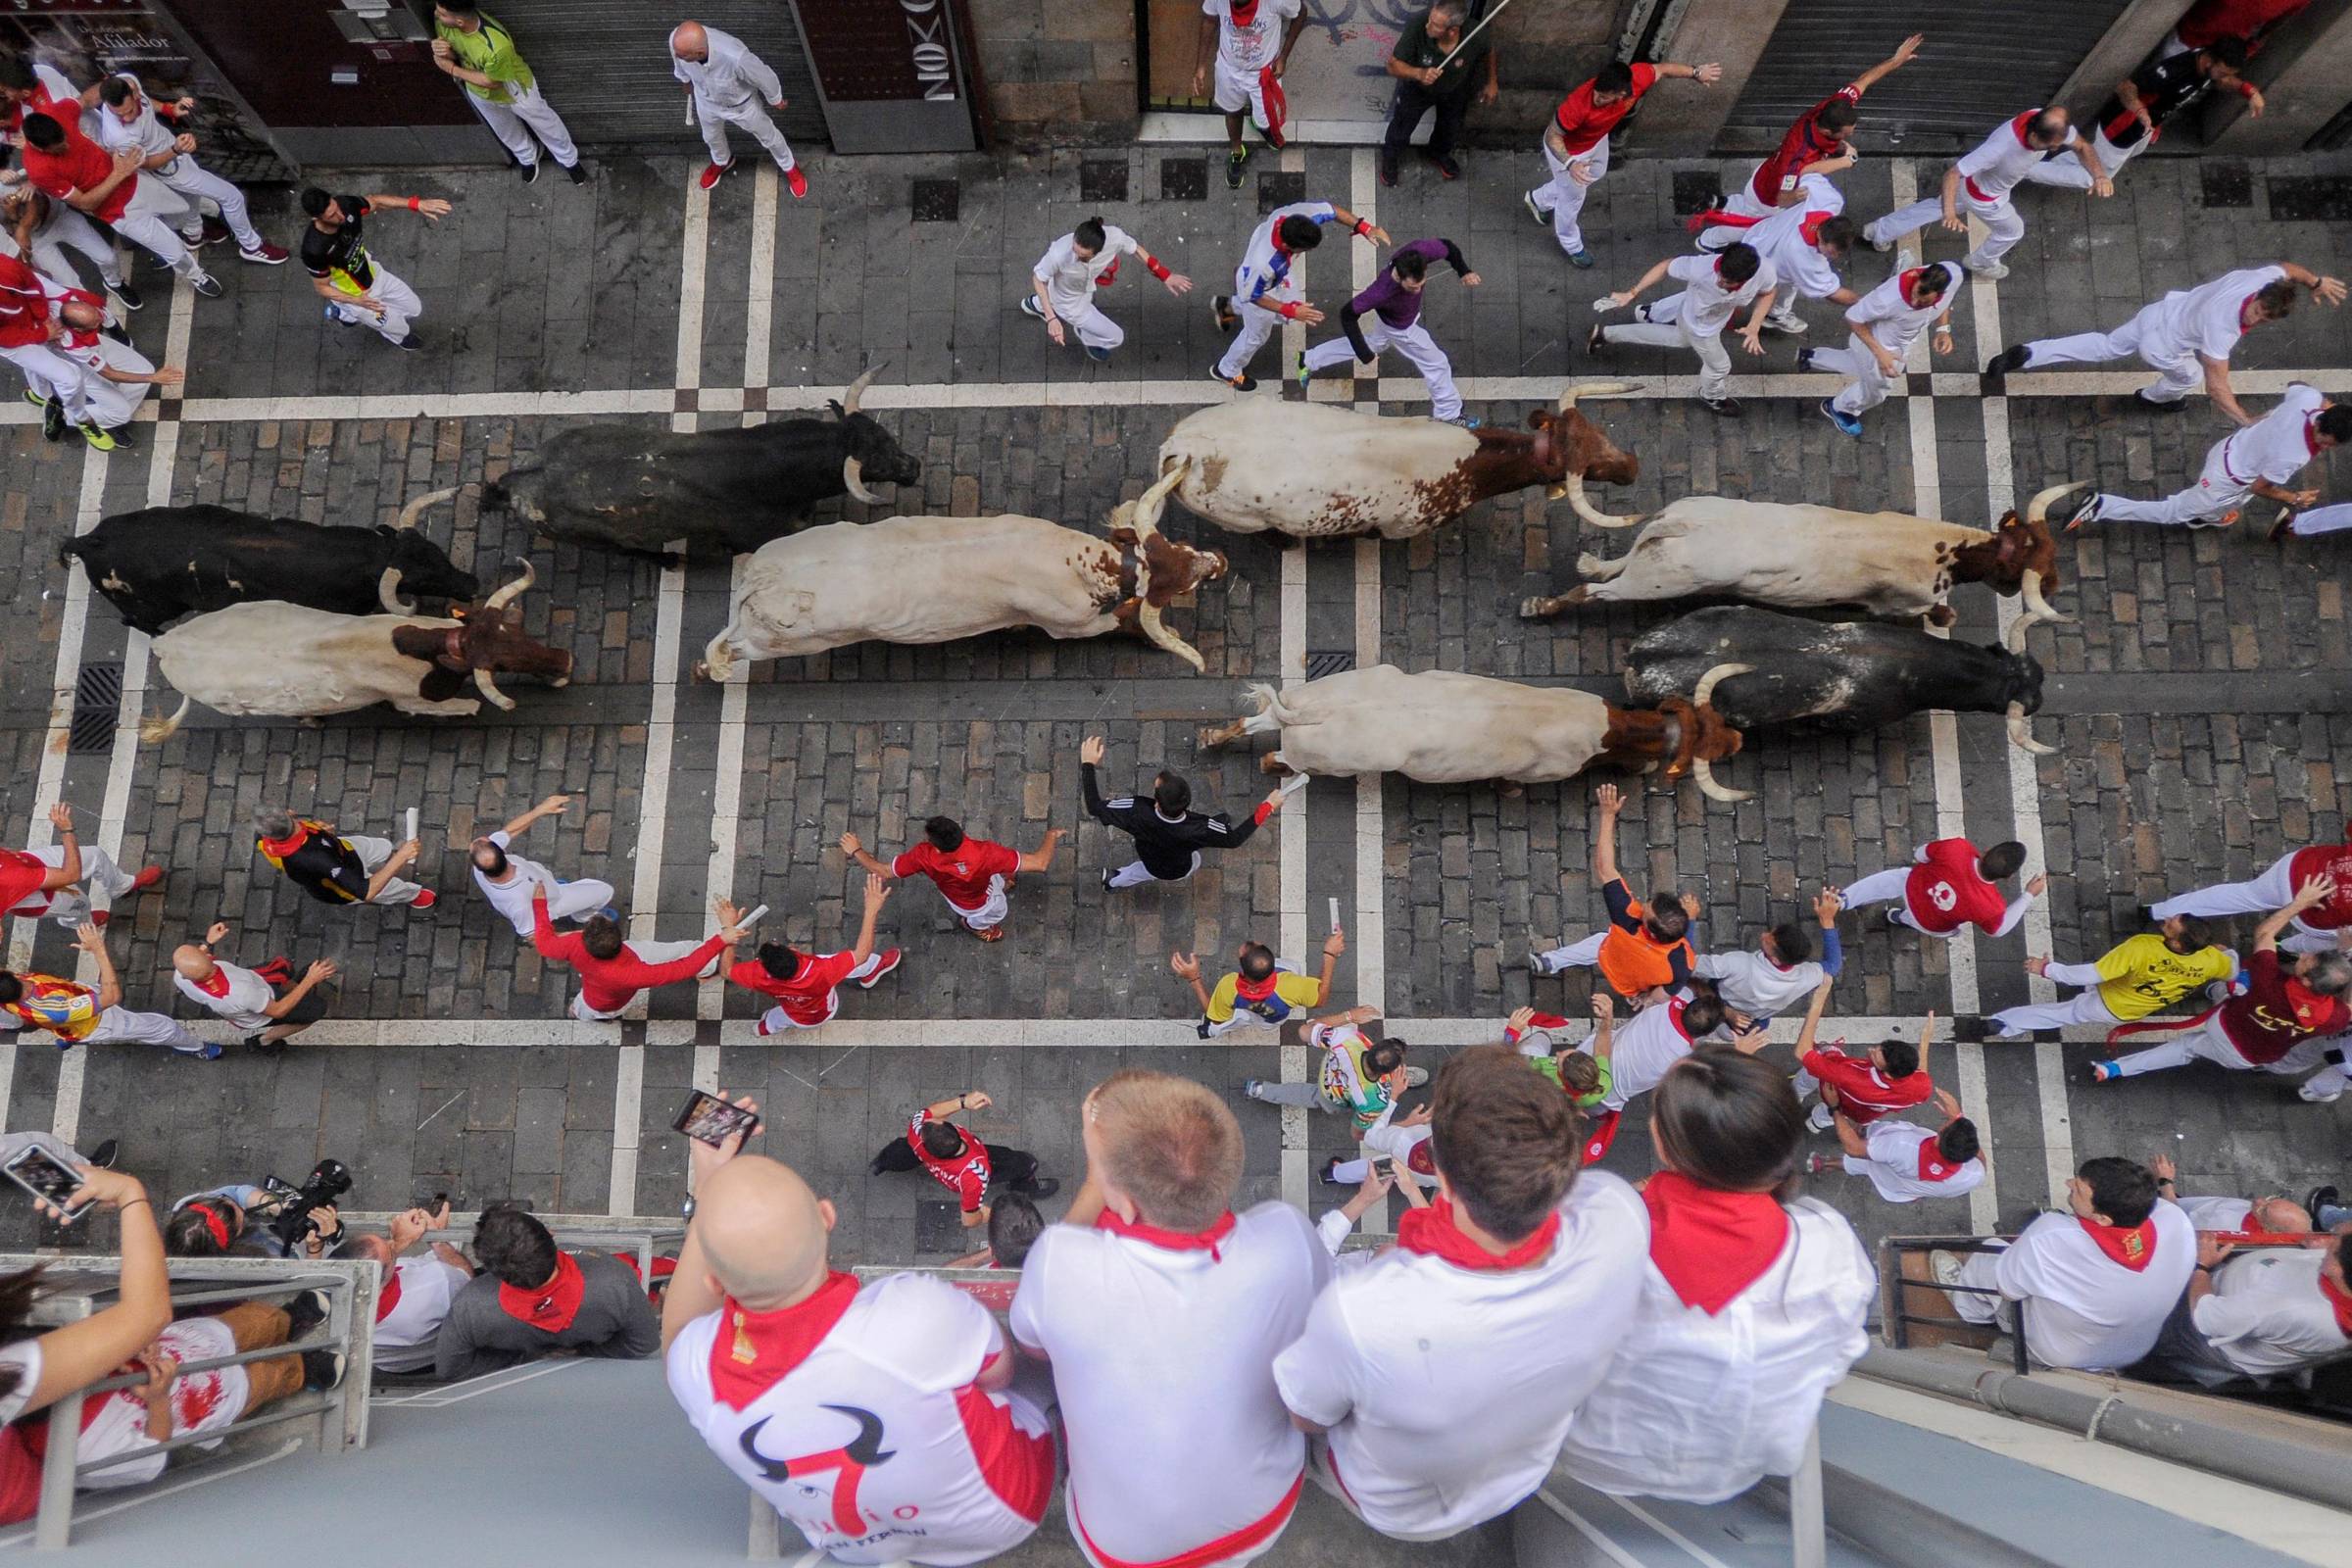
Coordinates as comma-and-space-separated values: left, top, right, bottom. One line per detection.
1396, 1196, 1559, 1271
192, 968, 231, 999
1095, 1206, 1238, 1261
1799, 209, 1837, 247
1227, 0, 1261, 24
1233, 972, 1282, 1003
1643, 1169, 1790, 1314
259, 827, 312, 858
708, 1270, 859, 1411
2284, 974, 2336, 1030
498, 1250, 587, 1332
1916, 1135, 1966, 1183
2077, 1216, 2159, 1272
374, 1264, 405, 1324
2009, 109, 2037, 145
2319, 1271, 2352, 1338
59, 288, 105, 350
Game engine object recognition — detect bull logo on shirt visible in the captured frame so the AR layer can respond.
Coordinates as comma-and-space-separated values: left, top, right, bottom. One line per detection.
1926, 880, 1957, 911
739, 1404, 896, 1536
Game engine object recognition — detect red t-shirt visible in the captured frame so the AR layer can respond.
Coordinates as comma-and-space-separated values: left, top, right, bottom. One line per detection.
0, 253, 57, 352
1904, 839, 2007, 934
2218, 949, 2352, 1063
730, 951, 860, 1027
892, 839, 1018, 913
906, 1110, 992, 1212
0, 850, 52, 915
2176, 0, 2309, 49
1799, 1045, 1933, 1125
530, 901, 725, 1015
22, 118, 135, 225
1751, 84, 1859, 205
2286, 840, 2352, 929
1552, 63, 1657, 156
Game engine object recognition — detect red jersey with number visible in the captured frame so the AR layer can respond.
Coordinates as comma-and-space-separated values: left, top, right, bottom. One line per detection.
730, 951, 859, 1027
1552, 63, 1657, 155
22, 118, 135, 224
891, 839, 1017, 913
2286, 840, 2352, 929
1904, 839, 2006, 935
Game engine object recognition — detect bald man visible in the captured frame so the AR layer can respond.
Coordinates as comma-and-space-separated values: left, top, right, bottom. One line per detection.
343, 1204, 473, 1374
663, 1130, 1054, 1563
669, 22, 805, 197
171, 920, 336, 1054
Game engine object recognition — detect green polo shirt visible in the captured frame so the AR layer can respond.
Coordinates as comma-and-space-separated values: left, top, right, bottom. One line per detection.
437, 12, 534, 104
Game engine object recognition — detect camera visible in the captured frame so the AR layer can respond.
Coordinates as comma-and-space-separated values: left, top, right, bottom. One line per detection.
266, 1158, 354, 1250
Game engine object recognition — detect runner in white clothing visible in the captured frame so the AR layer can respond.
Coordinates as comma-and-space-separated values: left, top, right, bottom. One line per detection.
1988, 263, 2341, 415
1193, 0, 1307, 188
466, 792, 616, 937
171, 919, 336, 1053
2067, 383, 2350, 530
1209, 198, 1388, 391
52, 295, 179, 439
1806, 261, 1957, 437
1812, 1091, 1986, 1204
93, 74, 287, 263
670, 21, 804, 196
1701, 175, 1860, 335
1020, 216, 1190, 363
1687, 887, 1843, 1030
1589, 242, 1776, 417
1862, 106, 2110, 279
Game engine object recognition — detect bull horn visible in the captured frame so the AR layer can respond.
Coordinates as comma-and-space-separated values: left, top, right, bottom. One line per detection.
394, 485, 459, 531
842, 363, 884, 416
1132, 464, 1186, 536
138, 696, 191, 745
482, 558, 534, 612
378, 567, 416, 615
2024, 480, 2085, 527
1563, 472, 1641, 529
473, 667, 517, 711
2006, 701, 2056, 756
1690, 661, 1754, 711
1554, 379, 1642, 413
2018, 567, 2066, 627
842, 456, 881, 505
1691, 756, 1752, 804
1136, 603, 1207, 673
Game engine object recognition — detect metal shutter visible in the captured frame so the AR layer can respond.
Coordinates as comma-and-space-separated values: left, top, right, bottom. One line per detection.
1721, 0, 2137, 152
467, 1, 827, 148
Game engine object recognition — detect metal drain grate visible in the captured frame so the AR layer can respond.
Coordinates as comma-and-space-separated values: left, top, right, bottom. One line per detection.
69, 662, 122, 754
911, 178, 960, 222
1303, 651, 1355, 680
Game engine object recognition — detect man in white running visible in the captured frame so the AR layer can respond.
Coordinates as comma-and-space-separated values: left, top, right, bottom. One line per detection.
1703, 174, 1860, 336
1806, 261, 1957, 438
1863, 106, 2110, 280
93, 74, 287, 265
466, 792, 616, 938
2066, 384, 2351, 530
1209, 198, 1388, 392
1986, 263, 2342, 418
670, 21, 805, 198
52, 294, 180, 443
1589, 240, 1775, 419
1021, 215, 1190, 364
1193, 0, 1306, 189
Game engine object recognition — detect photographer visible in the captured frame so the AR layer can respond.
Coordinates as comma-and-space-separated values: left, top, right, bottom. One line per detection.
165, 1161, 352, 1260
341, 1203, 472, 1374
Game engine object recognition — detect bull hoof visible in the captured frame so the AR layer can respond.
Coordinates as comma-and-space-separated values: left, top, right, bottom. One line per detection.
1198, 723, 1241, 750
691, 661, 711, 682
1500, 780, 1526, 799
1257, 753, 1294, 777
1519, 596, 1562, 619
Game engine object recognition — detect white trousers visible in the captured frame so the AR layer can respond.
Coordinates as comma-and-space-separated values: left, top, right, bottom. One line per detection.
1595, 293, 1734, 400
566, 938, 719, 1020
89, 1005, 205, 1054
0, 340, 94, 423
1950, 1249, 2009, 1327
695, 94, 795, 172
2286, 502, 2352, 538
26, 204, 124, 290
937, 873, 1011, 931
1304, 318, 1460, 419
1215, 297, 1286, 380
2023, 305, 2201, 403
4, 843, 138, 928
328, 263, 421, 343
1211, 57, 1274, 130
1528, 135, 1608, 257
2090, 437, 2248, 527
346, 834, 427, 906
756, 951, 883, 1032
1810, 335, 1905, 416
159, 159, 261, 252
1046, 292, 1123, 351
1106, 853, 1200, 889
1865, 185, 2025, 270
2108, 1013, 2327, 1078
1537, 930, 1608, 971
488, 874, 614, 936
78, 336, 154, 430
1988, 988, 2122, 1039
2151, 854, 2341, 951
467, 82, 578, 170
1841, 864, 1952, 939
110, 179, 202, 279
1329, 1153, 1438, 1188
2021, 125, 2140, 189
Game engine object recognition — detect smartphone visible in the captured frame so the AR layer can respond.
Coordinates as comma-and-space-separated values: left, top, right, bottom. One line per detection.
673, 1090, 762, 1148
4, 1144, 92, 1224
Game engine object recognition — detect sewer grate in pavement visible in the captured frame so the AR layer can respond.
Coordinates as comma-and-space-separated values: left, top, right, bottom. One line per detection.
2201, 161, 2253, 209
1161, 157, 1207, 201
1080, 160, 1129, 203
69, 662, 122, 754
1304, 650, 1355, 680
1257, 170, 1306, 213
914, 1198, 967, 1253
2266, 173, 2352, 220
1670, 170, 1723, 216
911, 177, 960, 222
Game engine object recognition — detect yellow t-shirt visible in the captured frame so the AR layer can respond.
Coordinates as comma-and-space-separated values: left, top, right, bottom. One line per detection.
1204, 970, 1322, 1025
2092, 933, 2234, 1021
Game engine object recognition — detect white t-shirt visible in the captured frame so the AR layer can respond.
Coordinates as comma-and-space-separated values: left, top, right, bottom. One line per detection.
1272, 1173, 1647, 1540
1011, 1202, 1330, 1567
1844, 266, 1957, 357
1689, 947, 1825, 1020
1991, 1201, 2197, 1370
2141, 265, 2284, 364
471, 830, 567, 937
1557, 1200, 1874, 1503
668, 1272, 1052, 1566
1601, 997, 1699, 1109
2176, 1194, 2256, 1232
1955, 109, 2077, 201
372, 1254, 470, 1374
1034, 226, 1138, 314
1204, 0, 1301, 74
91, 75, 180, 172
2191, 1249, 2352, 1378
672, 25, 781, 110
1856, 1119, 1986, 1204
2218, 382, 2327, 487
1748, 175, 1845, 302
1662, 252, 1779, 335
76, 1316, 249, 1491
172, 959, 276, 1033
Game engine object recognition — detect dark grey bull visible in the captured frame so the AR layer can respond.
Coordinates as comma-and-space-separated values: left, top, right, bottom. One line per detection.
61, 489, 479, 637
481, 368, 922, 556
1622, 606, 2052, 755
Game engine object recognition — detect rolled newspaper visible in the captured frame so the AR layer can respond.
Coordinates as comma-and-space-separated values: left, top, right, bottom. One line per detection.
405, 808, 418, 845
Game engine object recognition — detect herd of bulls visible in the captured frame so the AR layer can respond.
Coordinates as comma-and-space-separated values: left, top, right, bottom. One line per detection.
58, 373, 2072, 800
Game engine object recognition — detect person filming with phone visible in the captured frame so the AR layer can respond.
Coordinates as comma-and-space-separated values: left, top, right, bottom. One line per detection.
339, 1202, 473, 1374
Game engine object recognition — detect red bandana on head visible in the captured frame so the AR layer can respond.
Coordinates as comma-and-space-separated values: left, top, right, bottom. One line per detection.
1096, 1207, 1237, 1261
709, 1270, 859, 1412
498, 1250, 587, 1332
1642, 1170, 1791, 1314
2078, 1216, 2159, 1272
1396, 1196, 1559, 1272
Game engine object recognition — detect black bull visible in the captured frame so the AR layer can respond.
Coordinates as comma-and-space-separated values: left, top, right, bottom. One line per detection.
1623, 607, 2044, 738
482, 411, 922, 557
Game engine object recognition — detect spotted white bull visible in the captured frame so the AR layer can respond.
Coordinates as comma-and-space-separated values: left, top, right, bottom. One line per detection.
1199, 662, 1750, 800
695, 470, 1226, 680
1521, 483, 2082, 636
142, 563, 570, 741
1155, 382, 1642, 540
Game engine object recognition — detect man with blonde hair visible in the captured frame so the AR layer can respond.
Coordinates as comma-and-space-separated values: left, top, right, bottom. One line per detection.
1012, 1070, 1329, 1567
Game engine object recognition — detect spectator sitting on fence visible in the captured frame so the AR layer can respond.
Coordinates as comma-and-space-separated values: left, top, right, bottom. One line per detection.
340, 1202, 473, 1375
433, 1202, 660, 1381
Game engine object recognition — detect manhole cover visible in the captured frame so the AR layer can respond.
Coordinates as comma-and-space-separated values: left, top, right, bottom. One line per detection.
1080, 160, 1129, 203
1257, 170, 1305, 213
69, 662, 122, 754
1160, 158, 1207, 202
1304, 651, 1355, 680
911, 177, 960, 222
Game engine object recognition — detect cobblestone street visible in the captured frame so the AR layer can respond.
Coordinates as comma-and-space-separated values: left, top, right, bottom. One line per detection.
3, 136, 2348, 1270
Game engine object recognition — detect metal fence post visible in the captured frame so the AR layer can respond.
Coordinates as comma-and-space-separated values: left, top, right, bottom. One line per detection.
1789, 1422, 1827, 1568
32, 1388, 85, 1550
747, 1490, 781, 1560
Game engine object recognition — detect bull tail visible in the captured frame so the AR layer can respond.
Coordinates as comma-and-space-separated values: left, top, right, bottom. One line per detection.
139, 696, 191, 746
480, 462, 539, 514
1242, 681, 1289, 723
57, 534, 91, 571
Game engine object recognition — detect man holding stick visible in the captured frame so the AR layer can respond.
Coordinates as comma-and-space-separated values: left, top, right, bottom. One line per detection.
1380, 0, 1499, 187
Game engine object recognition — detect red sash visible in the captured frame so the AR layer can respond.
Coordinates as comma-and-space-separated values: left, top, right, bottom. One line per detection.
1583, 1108, 1621, 1164
2077, 1216, 2159, 1272
1257, 64, 1288, 140
497, 1250, 586, 1332
1396, 1197, 1559, 1271
1074, 1468, 1303, 1568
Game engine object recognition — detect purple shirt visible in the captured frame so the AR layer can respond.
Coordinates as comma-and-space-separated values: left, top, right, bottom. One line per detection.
1345, 237, 1467, 335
